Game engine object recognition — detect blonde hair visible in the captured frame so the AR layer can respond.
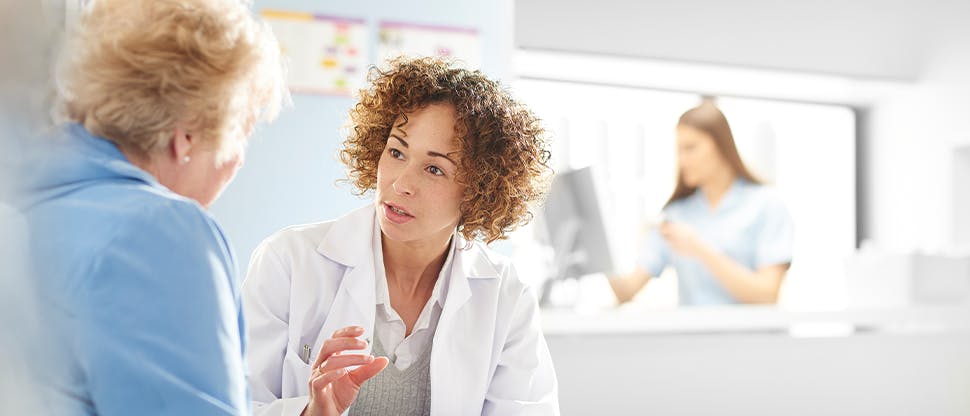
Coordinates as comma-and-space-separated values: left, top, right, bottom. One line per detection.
56, 0, 288, 163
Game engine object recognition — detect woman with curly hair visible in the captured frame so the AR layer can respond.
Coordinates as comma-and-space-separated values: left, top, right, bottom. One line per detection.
243, 57, 559, 416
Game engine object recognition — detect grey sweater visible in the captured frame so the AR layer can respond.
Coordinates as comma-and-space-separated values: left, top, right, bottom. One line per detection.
348, 335, 432, 416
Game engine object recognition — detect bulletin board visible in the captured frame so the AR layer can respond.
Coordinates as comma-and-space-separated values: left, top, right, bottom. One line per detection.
262, 10, 368, 96
378, 21, 481, 70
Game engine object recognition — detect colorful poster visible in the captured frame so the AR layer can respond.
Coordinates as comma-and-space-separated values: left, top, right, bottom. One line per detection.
262, 10, 368, 96
378, 21, 481, 70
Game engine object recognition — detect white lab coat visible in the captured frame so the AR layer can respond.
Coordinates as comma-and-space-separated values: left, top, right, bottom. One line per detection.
243, 205, 560, 416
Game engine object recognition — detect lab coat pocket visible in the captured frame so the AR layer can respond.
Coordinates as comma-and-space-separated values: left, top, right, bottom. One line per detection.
282, 343, 314, 394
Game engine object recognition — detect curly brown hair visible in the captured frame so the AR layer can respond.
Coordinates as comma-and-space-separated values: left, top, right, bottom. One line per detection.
340, 56, 552, 244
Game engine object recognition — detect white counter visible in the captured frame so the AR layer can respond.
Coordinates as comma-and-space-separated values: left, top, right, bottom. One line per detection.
541, 304, 970, 416
541, 304, 970, 336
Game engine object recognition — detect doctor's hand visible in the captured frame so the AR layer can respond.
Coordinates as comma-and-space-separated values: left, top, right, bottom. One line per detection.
302, 326, 389, 416
660, 222, 710, 259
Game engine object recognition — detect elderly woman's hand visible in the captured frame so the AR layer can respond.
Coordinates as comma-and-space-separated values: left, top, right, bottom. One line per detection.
301, 326, 388, 416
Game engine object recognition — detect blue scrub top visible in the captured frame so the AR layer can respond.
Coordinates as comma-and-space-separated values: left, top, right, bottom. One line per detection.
639, 179, 794, 305
21, 124, 250, 415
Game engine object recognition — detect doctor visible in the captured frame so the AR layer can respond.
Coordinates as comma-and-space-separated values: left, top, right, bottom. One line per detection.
243, 57, 559, 416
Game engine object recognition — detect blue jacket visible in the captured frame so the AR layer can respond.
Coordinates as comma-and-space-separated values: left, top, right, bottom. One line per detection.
22, 124, 249, 415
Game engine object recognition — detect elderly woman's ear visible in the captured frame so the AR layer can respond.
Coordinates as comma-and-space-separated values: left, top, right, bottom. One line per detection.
171, 126, 194, 166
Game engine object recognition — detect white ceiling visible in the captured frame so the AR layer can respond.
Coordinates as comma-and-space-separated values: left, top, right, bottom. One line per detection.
515, 0, 963, 81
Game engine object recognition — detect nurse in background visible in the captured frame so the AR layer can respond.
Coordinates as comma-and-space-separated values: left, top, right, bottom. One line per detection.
609, 100, 794, 306
22, 0, 287, 414
244, 57, 559, 415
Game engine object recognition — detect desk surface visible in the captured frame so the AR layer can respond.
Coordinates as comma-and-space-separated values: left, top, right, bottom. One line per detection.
540, 303, 970, 336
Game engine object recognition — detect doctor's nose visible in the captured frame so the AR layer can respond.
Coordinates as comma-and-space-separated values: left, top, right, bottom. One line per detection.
391, 171, 415, 196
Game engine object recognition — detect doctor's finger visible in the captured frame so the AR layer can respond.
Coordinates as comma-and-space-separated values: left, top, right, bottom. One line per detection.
317, 353, 375, 374
314, 337, 368, 367
312, 327, 365, 368
332, 326, 365, 339
323, 337, 367, 355
348, 356, 389, 387
310, 367, 348, 392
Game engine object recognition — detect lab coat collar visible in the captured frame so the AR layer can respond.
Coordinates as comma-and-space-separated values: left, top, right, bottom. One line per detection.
452, 235, 501, 280
316, 204, 501, 281
314, 205, 503, 340
314, 204, 374, 267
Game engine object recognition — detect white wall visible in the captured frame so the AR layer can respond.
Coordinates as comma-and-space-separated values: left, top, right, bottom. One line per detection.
515, 0, 932, 80
956, 147, 970, 248
863, 8, 970, 253
1, 2, 62, 413
516, 0, 970, 254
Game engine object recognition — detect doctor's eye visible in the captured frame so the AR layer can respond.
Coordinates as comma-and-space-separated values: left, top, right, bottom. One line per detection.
388, 148, 404, 160
427, 165, 444, 176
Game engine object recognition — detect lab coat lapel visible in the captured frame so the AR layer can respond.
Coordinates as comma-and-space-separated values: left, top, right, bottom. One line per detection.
312, 206, 378, 359
432, 237, 501, 414
439, 236, 503, 332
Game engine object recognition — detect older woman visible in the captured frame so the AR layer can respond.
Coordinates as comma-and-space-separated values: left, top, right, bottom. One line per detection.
22, 0, 287, 414
244, 57, 559, 415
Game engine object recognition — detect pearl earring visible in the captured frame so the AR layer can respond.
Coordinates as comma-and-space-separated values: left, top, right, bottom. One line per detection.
181, 155, 191, 165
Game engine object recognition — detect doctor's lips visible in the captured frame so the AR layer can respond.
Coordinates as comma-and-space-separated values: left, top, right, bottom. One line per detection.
383, 201, 415, 223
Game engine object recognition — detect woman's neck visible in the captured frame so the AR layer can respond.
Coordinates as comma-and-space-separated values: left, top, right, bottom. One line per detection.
700, 170, 737, 209
381, 233, 452, 298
